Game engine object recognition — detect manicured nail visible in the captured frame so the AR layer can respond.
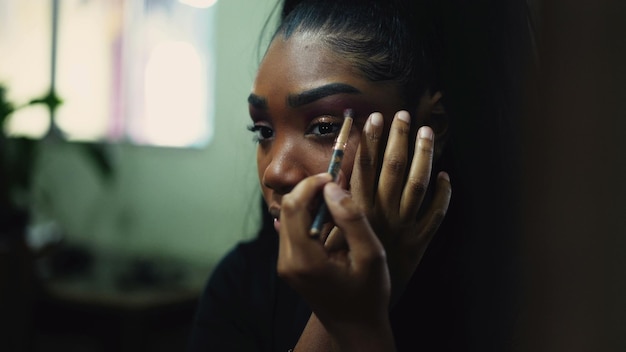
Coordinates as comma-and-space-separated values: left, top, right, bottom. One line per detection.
370, 112, 383, 127
315, 173, 333, 182
419, 126, 434, 140
325, 183, 347, 203
439, 171, 450, 182
396, 110, 411, 123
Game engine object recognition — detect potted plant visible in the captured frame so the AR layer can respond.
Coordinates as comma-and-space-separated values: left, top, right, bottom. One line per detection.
0, 84, 113, 349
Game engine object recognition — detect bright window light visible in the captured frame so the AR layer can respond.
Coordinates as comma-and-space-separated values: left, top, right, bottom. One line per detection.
142, 41, 208, 147
0, 0, 217, 148
55, 0, 111, 141
179, 0, 218, 9
0, 0, 51, 138
3, 105, 50, 139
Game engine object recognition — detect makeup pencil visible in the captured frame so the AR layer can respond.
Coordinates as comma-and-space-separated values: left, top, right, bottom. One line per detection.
310, 109, 354, 237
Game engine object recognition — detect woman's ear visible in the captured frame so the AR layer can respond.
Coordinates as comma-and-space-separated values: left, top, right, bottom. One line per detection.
414, 90, 449, 161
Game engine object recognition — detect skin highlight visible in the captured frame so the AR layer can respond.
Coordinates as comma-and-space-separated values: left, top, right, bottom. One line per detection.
247, 29, 451, 351
250, 34, 408, 231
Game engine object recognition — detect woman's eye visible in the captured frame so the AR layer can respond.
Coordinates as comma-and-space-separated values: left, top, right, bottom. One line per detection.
308, 122, 341, 137
247, 124, 274, 142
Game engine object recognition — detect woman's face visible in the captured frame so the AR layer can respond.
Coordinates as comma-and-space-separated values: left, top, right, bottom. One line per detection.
249, 34, 406, 229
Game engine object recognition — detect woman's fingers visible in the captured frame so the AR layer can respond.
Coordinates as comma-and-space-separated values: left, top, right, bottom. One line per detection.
351, 111, 433, 222
399, 126, 435, 220
350, 112, 384, 208
278, 180, 388, 290
278, 173, 332, 274
281, 173, 332, 238
324, 183, 386, 269
414, 172, 452, 246
377, 111, 411, 215
282, 182, 391, 338
324, 227, 348, 252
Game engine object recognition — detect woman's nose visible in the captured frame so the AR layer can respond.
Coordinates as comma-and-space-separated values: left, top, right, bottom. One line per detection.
262, 144, 308, 195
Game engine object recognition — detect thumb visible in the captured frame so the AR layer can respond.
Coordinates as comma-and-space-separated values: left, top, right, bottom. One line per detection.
323, 183, 385, 265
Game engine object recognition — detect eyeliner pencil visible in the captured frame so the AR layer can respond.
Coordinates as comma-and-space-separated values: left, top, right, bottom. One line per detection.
310, 109, 354, 237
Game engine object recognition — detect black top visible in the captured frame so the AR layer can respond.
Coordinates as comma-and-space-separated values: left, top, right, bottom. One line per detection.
187, 219, 475, 352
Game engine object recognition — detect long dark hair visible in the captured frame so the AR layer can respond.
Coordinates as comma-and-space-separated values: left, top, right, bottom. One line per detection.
274, 0, 443, 110
262, 1, 537, 350
280, 0, 536, 350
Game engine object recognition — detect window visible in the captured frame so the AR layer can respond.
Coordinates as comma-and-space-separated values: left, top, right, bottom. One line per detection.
1, 0, 217, 148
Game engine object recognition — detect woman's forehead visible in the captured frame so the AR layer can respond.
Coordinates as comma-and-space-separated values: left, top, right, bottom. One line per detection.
251, 34, 407, 114
253, 35, 362, 94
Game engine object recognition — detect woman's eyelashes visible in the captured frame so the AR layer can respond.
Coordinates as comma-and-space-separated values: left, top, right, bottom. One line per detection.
306, 121, 342, 137
246, 116, 344, 143
247, 124, 274, 143
305, 115, 344, 138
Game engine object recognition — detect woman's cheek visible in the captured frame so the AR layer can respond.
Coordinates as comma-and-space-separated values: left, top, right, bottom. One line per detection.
256, 152, 268, 183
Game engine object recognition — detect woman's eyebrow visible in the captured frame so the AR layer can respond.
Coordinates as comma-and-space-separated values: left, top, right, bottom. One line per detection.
247, 94, 268, 109
287, 83, 361, 108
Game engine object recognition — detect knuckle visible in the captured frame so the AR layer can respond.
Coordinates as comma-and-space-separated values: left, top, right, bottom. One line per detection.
280, 194, 299, 215
417, 139, 434, 155
384, 156, 406, 175
357, 154, 375, 168
434, 209, 447, 224
426, 210, 447, 233
337, 197, 366, 221
364, 246, 387, 268
406, 177, 428, 197
418, 145, 434, 160
367, 131, 381, 144
371, 247, 387, 263
393, 123, 410, 137
344, 209, 367, 225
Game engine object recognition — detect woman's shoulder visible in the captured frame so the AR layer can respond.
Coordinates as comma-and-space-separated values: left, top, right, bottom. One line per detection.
193, 234, 280, 323
208, 233, 278, 287
218, 233, 277, 270
188, 234, 283, 351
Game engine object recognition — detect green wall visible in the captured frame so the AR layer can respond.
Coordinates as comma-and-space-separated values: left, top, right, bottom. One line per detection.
31, 0, 279, 270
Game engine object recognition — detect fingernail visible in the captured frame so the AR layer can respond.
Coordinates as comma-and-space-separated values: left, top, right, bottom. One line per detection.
396, 110, 411, 124
439, 171, 450, 182
325, 183, 346, 203
316, 173, 333, 181
370, 112, 383, 127
419, 126, 434, 140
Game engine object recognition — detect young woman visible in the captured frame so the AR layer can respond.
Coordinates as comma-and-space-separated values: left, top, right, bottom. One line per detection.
189, 0, 528, 350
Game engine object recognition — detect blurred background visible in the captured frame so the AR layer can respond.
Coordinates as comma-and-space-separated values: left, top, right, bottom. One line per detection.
1, 0, 625, 352
1, 0, 277, 350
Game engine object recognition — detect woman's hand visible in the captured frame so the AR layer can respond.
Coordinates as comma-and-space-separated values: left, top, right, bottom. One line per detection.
278, 174, 395, 351
327, 109, 452, 304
